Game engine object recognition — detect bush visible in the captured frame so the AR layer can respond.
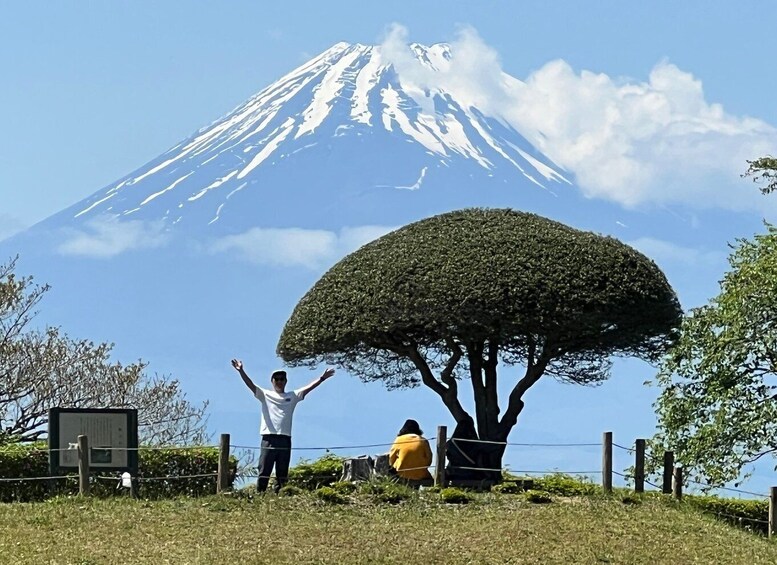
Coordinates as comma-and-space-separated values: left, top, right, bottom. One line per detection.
138, 447, 237, 499
440, 487, 472, 504
0, 442, 237, 502
278, 485, 303, 497
359, 478, 416, 504
0, 442, 52, 502
492, 482, 522, 495
315, 486, 349, 504
525, 490, 553, 504
534, 474, 598, 496
685, 494, 768, 534
287, 454, 343, 491
330, 481, 357, 495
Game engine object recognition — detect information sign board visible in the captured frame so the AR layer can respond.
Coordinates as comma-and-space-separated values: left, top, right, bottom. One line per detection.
48, 408, 139, 474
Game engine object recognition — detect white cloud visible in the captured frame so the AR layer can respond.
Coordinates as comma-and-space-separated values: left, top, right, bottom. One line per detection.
209, 225, 398, 269
627, 237, 724, 267
57, 216, 170, 258
380, 25, 777, 212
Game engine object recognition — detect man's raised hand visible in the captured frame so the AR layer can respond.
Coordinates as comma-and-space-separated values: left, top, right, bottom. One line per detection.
231, 359, 243, 372
321, 368, 336, 380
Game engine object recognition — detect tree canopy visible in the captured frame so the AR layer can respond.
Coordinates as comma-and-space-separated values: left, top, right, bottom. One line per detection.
0, 257, 208, 445
653, 158, 777, 486
279, 208, 681, 449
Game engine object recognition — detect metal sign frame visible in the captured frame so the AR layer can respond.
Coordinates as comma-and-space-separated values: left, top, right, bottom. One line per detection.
48, 407, 139, 474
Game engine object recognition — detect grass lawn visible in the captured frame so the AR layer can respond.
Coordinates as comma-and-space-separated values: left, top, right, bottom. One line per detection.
1, 491, 776, 564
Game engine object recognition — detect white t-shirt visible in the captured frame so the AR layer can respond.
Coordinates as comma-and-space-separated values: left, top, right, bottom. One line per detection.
254, 387, 305, 437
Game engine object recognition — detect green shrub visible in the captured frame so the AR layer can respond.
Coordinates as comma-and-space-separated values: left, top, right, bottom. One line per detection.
0, 442, 53, 502
0, 442, 237, 502
330, 481, 357, 495
534, 473, 598, 496
278, 485, 303, 497
358, 477, 418, 504
315, 486, 349, 504
492, 482, 521, 495
138, 447, 237, 499
685, 494, 768, 534
525, 490, 553, 504
287, 454, 343, 491
440, 487, 472, 504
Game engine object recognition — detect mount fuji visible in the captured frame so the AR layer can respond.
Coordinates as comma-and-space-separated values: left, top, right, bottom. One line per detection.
1, 42, 714, 471
35, 41, 574, 238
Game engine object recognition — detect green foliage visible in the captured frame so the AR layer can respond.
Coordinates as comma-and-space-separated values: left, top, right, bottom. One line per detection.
277, 485, 303, 497
0, 442, 53, 502
314, 486, 349, 504
685, 494, 768, 535
279, 209, 680, 386
277, 209, 680, 465
744, 156, 777, 194
533, 473, 599, 496
652, 223, 777, 486
287, 454, 343, 490
330, 481, 357, 495
525, 490, 553, 504
359, 478, 416, 504
492, 481, 522, 494
439, 487, 473, 504
136, 447, 236, 499
0, 442, 236, 501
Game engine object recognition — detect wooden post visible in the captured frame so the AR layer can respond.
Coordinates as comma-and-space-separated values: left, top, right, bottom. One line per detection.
602, 431, 612, 494
435, 425, 447, 488
77, 434, 90, 496
634, 439, 645, 493
769, 487, 777, 538
662, 451, 674, 494
217, 433, 231, 493
673, 466, 683, 500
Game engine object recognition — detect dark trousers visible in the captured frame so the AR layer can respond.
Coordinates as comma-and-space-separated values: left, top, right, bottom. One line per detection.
257, 434, 292, 493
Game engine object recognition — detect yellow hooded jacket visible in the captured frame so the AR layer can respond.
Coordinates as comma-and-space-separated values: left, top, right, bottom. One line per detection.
389, 433, 433, 480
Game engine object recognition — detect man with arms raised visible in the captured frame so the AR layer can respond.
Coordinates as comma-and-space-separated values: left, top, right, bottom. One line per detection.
231, 359, 335, 493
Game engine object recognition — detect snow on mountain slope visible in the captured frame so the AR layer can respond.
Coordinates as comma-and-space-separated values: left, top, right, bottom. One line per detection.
40, 42, 569, 234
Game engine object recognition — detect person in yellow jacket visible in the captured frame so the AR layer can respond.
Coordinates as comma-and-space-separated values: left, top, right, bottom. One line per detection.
389, 419, 433, 481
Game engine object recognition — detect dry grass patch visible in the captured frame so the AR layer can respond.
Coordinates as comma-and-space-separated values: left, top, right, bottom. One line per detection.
0, 493, 776, 564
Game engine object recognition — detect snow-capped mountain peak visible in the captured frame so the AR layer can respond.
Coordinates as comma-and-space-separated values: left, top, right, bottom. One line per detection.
52, 41, 568, 233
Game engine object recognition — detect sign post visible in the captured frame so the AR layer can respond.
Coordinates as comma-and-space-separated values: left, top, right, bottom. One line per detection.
48, 408, 139, 480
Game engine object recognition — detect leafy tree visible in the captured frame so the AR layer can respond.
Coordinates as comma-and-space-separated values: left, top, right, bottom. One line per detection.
0, 257, 209, 445
745, 156, 777, 194
278, 209, 681, 473
653, 158, 777, 487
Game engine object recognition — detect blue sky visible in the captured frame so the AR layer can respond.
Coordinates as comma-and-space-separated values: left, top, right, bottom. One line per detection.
2, 2, 776, 235
2, 2, 777, 492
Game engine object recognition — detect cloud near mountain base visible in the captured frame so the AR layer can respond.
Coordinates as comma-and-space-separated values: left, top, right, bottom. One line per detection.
208, 225, 398, 269
57, 217, 170, 258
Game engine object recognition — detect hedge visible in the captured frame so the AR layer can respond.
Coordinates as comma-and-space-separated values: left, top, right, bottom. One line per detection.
0, 442, 237, 502
685, 494, 769, 535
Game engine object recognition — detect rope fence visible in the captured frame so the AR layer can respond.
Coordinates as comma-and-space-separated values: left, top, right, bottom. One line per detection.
5, 428, 777, 538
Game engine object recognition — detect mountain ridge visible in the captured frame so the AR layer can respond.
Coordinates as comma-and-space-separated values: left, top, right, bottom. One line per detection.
32, 41, 569, 237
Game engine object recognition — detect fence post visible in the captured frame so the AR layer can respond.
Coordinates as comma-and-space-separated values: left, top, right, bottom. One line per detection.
217, 433, 231, 494
77, 434, 90, 496
435, 425, 447, 487
634, 439, 645, 493
602, 431, 612, 494
662, 451, 674, 494
770, 487, 777, 538
672, 466, 683, 500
